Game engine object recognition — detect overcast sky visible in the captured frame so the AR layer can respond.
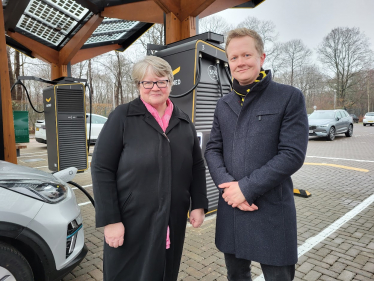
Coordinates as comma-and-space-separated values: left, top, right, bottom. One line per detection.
216, 0, 374, 53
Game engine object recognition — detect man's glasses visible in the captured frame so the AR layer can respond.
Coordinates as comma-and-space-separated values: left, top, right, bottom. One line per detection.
139, 80, 169, 89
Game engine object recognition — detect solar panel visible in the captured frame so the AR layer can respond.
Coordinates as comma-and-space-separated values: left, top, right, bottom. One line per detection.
14, 0, 146, 48
16, 0, 89, 46
85, 18, 139, 45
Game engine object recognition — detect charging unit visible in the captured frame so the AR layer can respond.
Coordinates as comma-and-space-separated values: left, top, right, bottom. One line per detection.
153, 32, 232, 212
43, 79, 88, 172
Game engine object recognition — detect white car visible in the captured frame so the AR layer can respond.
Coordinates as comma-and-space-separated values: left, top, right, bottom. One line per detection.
0, 161, 87, 281
35, 113, 108, 144
363, 112, 374, 126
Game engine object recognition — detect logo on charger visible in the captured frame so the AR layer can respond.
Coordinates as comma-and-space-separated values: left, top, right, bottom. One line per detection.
208, 65, 218, 81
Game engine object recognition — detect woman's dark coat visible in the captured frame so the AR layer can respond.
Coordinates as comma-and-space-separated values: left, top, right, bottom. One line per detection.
205, 72, 309, 266
91, 97, 208, 281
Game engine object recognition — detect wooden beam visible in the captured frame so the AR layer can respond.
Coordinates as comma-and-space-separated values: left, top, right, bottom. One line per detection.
165, 12, 181, 44
51, 63, 68, 81
101, 1, 164, 24
198, 0, 249, 19
179, 0, 215, 20
7, 31, 59, 64
59, 14, 103, 65
154, 0, 181, 20
71, 44, 121, 65
0, 5, 17, 163
181, 16, 197, 40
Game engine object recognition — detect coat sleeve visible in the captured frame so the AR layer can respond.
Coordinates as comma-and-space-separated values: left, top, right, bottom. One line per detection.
189, 122, 208, 213
204, 101, 236, 188
238, 89, 309, 205
91, 104, 127, 228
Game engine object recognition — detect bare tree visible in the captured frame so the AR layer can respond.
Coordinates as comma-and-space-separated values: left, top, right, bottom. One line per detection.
318, 27, 374, 108
138, 24, 164, 52
264, 42, 284, 78
14, 50, 23, 101
6, 47, 15, 99
237, 16, 278, 56
281, 39, 312, 86
199, 15, 232, 36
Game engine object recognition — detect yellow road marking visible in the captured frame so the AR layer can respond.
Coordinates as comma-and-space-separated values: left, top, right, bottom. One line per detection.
304, 163, 369, 172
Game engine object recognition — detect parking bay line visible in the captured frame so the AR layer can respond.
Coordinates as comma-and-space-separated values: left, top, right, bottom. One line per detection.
254, 192, 374, 280
18, 153, 48, 158
304, 162, 369, 172
307, 155, 374, 163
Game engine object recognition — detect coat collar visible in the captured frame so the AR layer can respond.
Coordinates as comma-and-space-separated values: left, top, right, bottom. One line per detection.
127, 97, 189, 134
223, 70, 272, 116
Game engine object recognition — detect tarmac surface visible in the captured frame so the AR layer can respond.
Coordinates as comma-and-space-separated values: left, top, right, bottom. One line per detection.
18, 124, 374, 281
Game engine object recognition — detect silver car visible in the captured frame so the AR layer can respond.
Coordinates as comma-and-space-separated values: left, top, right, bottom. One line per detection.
308, 110, 353, 141
0, 161, 87, 281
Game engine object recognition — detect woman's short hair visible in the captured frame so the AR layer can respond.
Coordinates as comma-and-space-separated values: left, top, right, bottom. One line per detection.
225, 28, 264, 56
132, 56, 174, 87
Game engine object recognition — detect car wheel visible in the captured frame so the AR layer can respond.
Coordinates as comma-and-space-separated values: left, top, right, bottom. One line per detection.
0, 242, 34, 281
363, 123, 366, 126
345, 124, 353, 137
326, 127, 335, 141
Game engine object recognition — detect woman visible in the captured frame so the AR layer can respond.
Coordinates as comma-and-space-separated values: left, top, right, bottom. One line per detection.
91, 56, 208, 281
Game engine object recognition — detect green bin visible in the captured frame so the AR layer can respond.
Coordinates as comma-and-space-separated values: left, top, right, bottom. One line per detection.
13, 111, 29, 143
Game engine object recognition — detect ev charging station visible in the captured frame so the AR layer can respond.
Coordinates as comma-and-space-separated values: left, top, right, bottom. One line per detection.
153, 32, 232, 212
43, 78, 88, 172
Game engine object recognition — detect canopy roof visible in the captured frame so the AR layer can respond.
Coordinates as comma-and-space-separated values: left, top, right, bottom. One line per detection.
3, 0, 264, 58
3, 0, 154, 57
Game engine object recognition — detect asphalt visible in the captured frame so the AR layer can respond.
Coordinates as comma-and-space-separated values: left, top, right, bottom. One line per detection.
18, 123, 374, 281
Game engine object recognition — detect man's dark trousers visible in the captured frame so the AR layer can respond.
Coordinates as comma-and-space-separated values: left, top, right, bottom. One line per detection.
224, 253, 295, 281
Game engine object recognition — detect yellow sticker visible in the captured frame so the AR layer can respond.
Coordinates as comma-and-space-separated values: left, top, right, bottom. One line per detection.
172, 67, 180, 76
46, 97, 51, 102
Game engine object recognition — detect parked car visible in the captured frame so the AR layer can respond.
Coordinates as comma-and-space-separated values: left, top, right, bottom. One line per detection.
363, 112, 374, 126
350, 114, 359, 123
0, 161, 87, 281
308, 109, 353, 141
35, 113, 108, 144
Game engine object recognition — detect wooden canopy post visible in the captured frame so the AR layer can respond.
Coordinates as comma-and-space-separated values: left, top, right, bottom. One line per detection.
154, 0, 217, 44
0, 4, 17, 163
165, 12, 196, 44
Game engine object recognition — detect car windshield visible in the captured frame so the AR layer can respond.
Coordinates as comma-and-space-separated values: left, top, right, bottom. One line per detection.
366, 113, 374, 116
309, 111, 335, 119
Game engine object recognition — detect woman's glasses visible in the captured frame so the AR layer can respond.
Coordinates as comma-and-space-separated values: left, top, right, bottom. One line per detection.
139, 80, 169, 89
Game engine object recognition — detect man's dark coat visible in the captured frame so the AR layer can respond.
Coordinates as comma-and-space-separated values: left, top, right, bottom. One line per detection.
205, 72, 309, 266
91, 97, 208, 281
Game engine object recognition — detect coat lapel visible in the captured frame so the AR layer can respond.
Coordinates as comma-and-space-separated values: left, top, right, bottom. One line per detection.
165, 106, 189, 134
223, 92, 242, 117
127, 97, 164, 135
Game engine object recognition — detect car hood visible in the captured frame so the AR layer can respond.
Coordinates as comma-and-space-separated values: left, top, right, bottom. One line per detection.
0, 160, 58, 183
308, 119, 333, 126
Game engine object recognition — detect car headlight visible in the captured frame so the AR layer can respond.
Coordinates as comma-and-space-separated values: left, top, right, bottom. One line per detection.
0, 179, 67, 203
318, 124, 329, 127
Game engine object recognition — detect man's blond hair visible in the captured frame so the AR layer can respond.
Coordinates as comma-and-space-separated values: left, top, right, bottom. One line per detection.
225, 28, 264, 56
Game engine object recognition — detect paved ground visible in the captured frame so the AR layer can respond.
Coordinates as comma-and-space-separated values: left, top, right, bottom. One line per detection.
18, 124, 374, 281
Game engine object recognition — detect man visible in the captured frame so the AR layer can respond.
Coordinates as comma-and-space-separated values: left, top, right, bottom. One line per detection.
204, 28, 309, 281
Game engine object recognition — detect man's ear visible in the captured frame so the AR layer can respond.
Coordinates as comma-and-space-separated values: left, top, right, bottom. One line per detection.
260, 53, 266, 67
